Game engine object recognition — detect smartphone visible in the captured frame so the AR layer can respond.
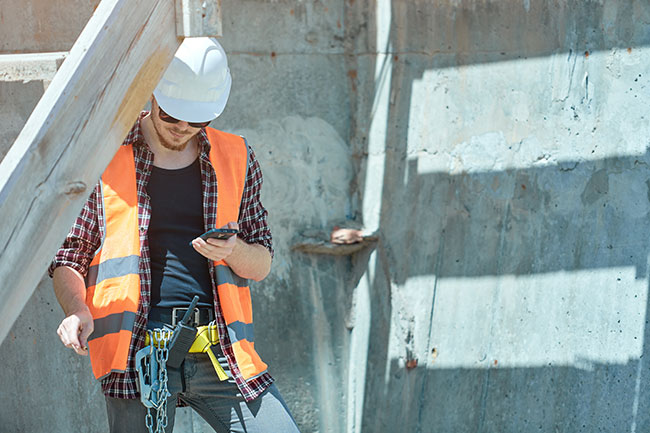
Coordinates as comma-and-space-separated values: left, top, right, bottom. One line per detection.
198, 228, 238, 241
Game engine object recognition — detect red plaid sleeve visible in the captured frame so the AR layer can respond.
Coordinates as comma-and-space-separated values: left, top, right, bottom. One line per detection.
48, 184, 102, 278
238, 145, 274, 258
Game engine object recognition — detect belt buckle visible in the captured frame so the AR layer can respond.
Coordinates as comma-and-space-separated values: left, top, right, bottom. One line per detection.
171, 307, 200, 326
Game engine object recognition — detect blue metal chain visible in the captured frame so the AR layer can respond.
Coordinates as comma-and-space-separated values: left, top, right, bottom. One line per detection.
137, 328, 172, 433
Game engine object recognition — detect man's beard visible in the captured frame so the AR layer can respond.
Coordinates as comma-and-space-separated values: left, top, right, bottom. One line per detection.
153, 119, 190, 152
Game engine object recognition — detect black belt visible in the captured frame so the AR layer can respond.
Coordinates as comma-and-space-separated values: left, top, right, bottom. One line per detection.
149, 306, 214, 327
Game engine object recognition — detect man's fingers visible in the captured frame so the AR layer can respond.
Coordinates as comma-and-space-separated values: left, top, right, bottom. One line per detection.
205, 238, 228, 247
73, 346, 89, 356
204, 234, 236, 249
56, 310, 93, 356
194, 237, 218, 248
63, 322, 82, 348
67, 334, 81, 349
191, 237, 231, 261
58, 323, 73, 346
79, 322, 94, 348
57, 326, 71, 347
196, 237, 226, 251
58, 316, 88, 352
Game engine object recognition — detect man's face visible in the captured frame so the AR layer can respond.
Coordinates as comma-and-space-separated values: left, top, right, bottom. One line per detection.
150, 98, 203, 152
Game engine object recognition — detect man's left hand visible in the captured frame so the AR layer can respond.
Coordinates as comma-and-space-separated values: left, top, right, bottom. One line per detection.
191, 222, 239, 262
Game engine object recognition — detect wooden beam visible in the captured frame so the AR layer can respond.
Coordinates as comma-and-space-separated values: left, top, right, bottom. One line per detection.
0, 0, 184, 344
175, 0, 222, 37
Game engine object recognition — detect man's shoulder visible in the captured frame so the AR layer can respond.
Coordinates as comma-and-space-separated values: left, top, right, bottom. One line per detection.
204, 127, 251, 161
204, 126, 246, 143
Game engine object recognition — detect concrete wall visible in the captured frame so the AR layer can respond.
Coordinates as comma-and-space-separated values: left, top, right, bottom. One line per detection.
2, 1, 650, 432
345, 1, 650, 432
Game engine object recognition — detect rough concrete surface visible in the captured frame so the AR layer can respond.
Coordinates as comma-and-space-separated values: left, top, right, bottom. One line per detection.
2, 0, 650, 432
0, 81, 43, 157
0, 0, 100, 54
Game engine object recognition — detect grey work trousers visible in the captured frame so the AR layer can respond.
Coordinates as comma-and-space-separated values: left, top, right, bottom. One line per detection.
105, 344, 300, 433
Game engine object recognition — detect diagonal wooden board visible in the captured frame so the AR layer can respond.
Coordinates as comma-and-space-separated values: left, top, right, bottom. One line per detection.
0, 0, 220, 344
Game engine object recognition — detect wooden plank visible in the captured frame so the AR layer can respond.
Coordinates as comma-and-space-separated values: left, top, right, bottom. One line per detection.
0, 0, 183, 344
0, 52, 68, 83
175, 0, 222, 37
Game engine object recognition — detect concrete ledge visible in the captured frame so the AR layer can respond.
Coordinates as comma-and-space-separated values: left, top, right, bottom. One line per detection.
0, 52, 68, 83
292, 235, 378, 255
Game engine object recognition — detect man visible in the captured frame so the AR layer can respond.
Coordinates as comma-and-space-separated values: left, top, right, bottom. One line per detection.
50, 37, 299, 433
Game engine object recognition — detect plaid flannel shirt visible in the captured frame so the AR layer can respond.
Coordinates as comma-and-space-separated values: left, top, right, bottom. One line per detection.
49, 112, 274, 401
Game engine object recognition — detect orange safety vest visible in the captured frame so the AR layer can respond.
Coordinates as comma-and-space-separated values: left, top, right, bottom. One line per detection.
85, 127, 268, 381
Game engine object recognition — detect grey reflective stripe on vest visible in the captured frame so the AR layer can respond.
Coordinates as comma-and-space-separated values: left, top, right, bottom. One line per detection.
86, 255, 140, 287
215, 264, 249, 288
227, 321, 256, 343
215, 264, 254, 343
88, 311, 137, 341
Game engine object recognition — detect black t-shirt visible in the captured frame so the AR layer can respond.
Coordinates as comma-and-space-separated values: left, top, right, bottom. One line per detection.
147, 158, 213, 308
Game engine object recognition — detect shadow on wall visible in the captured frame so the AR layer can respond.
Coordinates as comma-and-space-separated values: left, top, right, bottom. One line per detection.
382, 154, 650, 282
345, 0, 650, 432
377, 348, 650, 432
387, 0, 649, 65
356, 152, 650, 432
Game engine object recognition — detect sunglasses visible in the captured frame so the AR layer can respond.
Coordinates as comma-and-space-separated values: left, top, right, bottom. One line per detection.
158, 107, 212, 128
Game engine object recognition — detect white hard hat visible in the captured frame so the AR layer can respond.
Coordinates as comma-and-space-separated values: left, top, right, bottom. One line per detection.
153, 37, 232, 123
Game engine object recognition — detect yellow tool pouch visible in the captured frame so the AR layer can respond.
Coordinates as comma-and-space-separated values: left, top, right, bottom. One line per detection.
189, 324, 229, 381
144, 323, 228, 381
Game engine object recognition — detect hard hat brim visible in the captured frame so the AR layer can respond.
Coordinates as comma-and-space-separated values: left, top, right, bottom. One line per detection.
153, 73, 231, 123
